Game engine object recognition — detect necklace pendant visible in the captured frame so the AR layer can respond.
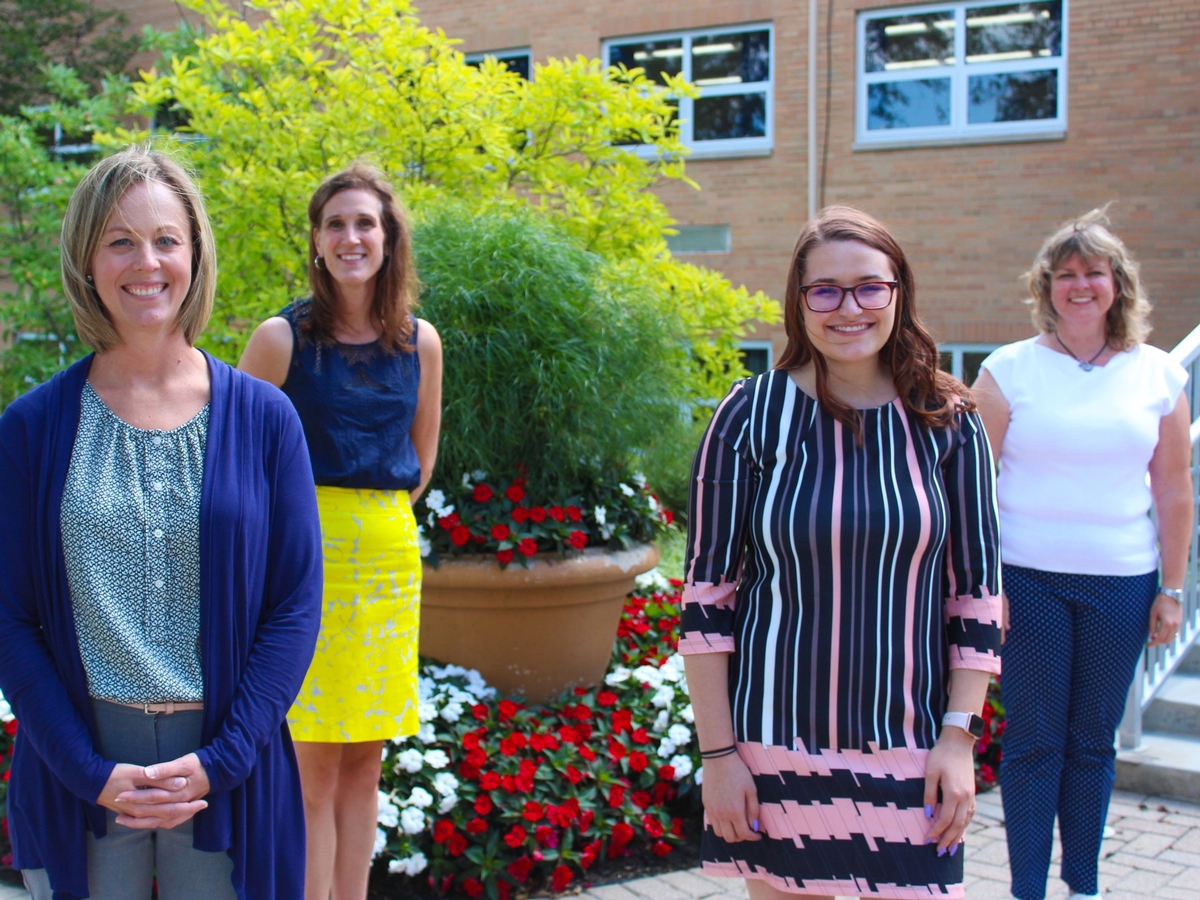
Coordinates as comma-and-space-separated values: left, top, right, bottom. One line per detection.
1079, 361, 1095, 372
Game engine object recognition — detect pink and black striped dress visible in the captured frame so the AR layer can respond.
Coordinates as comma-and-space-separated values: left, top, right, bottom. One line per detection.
681, 371, 1002, 899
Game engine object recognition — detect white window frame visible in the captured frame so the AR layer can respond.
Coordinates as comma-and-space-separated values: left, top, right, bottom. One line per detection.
856, 1, 1067, 148
464, 47, 533, 80
603, 22, 774, 160
939, 342, 1000, 380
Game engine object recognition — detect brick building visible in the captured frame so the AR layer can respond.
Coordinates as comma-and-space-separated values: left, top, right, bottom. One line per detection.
105, 0, 1200, 375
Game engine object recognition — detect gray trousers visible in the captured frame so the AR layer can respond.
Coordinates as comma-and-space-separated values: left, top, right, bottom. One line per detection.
22, 699, 237, 900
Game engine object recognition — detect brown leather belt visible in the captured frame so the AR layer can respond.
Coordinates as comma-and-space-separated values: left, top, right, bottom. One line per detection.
118, 701, 205, 715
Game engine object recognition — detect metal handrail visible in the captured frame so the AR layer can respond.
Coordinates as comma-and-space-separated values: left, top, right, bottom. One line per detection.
1118, 321, 1200, 749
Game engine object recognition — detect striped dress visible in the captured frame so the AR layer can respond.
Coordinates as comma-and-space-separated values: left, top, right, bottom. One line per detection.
681, 371, 1002, 899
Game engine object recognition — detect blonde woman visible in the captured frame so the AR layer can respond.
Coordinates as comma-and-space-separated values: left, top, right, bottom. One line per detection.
973, 209, 1192, 900
0, 146, 323, 899
239, 165, 443, 900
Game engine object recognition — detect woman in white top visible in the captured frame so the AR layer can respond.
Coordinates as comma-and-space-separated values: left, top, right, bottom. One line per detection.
973, 208, 1192, 900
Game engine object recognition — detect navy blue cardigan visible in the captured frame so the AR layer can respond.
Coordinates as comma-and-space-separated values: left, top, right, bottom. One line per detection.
0, 354, 323, 899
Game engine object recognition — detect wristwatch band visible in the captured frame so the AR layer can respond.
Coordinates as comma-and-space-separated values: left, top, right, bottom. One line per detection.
1159, 587, 1184, 603
942, 711, 986, 739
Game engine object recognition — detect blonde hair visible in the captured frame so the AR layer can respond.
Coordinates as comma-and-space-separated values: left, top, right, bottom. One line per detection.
1024, 206, 1151, 349
60, 145, 216, 352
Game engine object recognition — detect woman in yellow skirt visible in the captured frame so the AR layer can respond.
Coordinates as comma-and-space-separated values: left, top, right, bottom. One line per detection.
239, 165, 442, 899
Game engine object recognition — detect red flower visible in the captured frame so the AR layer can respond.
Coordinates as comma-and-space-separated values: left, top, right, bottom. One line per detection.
535, 824, 558, 847
474, 794, 493, 815
496, 548, 513, 565
597, 690, 618, 707
432, 819, 455, 844
466, 817, 488, 835
642, 814, 665, 837
506, 856, 533, 883
632, 790, 652, 809
529, 506, 547, 523
479, 771, 501, 790
548, 505, 566, 522
563, 765, 584, 784
657, 764, 676, 782
462, 877, 484, 898
579, 809, 595, 832
569, 703, 592, 722
530, 732, 560, 751
437, 512, 460, 530
499, 732, 527, 756
579, 745, 597, 761
551, 865, 574, 892
450, 525, 471, 546
498, 881, 512, 900
517, 537, 538, 557
558, 798, 580, 822
491, 523, 511, 541
607, 785, 625, 807
671, 816, 684, 837
506, 484, 526, 503
500, 774, 516, 793
611, 709, 632, 734
629, 751, 649, 772
662, 509, 675, 525
652, 840, 673, 857
567, 530, 588, 550
631, 727, 650, 745
473, 484, 494, 502
462, 732, 481, 751
608, 821, 634, 856
608, 739, 627, 760
3, 720, 15, 737
576, 723, 593, 739
458, 761, 480, 781
498, 699, 519, 722
503, 825, 528, 848
447, 832, 468, 856
514, 771, 535, 793
471, 703, 490, 722
652, 781, 673, 804
511, 506, 529, 523
522, 800, 545, 822
567, 505, 583, 521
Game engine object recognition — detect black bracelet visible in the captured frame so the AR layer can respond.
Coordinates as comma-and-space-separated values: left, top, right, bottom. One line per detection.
700, 744, 738, 759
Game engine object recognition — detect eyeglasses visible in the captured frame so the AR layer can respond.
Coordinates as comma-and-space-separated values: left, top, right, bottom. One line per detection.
800, 281, 898, 313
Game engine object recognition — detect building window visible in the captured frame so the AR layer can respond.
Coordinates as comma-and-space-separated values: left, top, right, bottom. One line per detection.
604, 24, 773, 158
857, 2, 1065, 146
667, 225, 731, 255
465, 48, 532, 80
740, 341, 773, 377
939, 343, 999, 383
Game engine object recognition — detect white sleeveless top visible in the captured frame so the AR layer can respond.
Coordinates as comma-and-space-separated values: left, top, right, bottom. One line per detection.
980, 337, 1187, 576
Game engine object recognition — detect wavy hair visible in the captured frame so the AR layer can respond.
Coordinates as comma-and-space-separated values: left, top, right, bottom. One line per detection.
304, 164, 417, 352
775, 206, 967, 441
1024, 206, 1151, 349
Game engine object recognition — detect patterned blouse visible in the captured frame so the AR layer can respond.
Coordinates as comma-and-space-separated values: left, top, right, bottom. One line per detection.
60, 382, 208, 703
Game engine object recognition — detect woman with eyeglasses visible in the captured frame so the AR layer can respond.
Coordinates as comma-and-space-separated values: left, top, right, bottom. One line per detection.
681, 206, 1001, 900
972, 209, 1191, 900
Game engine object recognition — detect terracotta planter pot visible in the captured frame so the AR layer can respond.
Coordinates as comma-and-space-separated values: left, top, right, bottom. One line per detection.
419, 543, 660, 704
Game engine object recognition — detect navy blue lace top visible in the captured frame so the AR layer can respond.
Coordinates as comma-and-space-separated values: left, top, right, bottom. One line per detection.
279, 300, 422, 491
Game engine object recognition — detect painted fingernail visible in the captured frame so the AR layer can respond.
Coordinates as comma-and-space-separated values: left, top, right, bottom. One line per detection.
925, 805, 934, 818
923, 837, 933, 845
751, 819, 759, 832
950, 843, 959, 857
937, 847, 947, 857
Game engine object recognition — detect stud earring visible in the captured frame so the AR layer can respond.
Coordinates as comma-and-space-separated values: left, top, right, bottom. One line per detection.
314, 255, 326, 270
85, 274, 93, 283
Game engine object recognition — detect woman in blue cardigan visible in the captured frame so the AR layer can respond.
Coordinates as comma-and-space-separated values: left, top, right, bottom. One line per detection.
0, 146, 323, 899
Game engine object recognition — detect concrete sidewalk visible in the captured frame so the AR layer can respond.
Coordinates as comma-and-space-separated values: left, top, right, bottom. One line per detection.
576, 788, 1200, 900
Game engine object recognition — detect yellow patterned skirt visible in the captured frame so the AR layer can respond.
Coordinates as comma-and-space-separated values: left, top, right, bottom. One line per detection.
288, 487, 421, 743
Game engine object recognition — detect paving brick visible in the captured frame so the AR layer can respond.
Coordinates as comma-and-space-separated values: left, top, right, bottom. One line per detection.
1108, 850, 1186, 875
965, 839, 1009, 867
1172, 829, 1200, 855
1109, 867, 1175, 892
1122, 830, 1179, 858
1159, 847, 1200, 867
1164, 813, 1200, 829
655, 871, 725, 898
622, 877, 690, 900
588, 885, 645, 900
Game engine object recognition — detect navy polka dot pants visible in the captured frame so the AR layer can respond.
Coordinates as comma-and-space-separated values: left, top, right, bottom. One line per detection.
998, 564, 1158, 900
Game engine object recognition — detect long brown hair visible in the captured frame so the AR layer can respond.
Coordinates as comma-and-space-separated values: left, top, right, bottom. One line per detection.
775, 206, 967, 441
304, 164, 417, 352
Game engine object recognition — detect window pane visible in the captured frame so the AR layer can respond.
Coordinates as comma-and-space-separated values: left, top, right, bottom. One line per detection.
692, 30, 771, 86
864, 12, 956, 73
867, 79, 951, 130
693, 93, 766, 141
609, 39, 684, 86
966, 1, 1062, 63
466, 53, 531, 80
667, 225, 731, 254
962, 352, 990, 385
740, 347, 770, 376
968, 70, 1057, 122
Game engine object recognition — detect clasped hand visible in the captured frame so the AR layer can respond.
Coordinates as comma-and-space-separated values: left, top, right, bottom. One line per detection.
96, 753, 211, 829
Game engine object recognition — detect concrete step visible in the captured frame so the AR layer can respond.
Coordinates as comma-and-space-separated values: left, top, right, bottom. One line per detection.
1143, 671, 1200, 737
1116, 731, 1200, 801
1179, 642, 1200, 676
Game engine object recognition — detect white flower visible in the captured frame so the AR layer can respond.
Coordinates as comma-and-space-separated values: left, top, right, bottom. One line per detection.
418, 700, 438, 723
661, 653, 686, 680
423, 749, 449, 770
632, 665, 664, 689
593, 505, 608, 526
635, 568, 671, 591
404, 786, 434, 809
633, 471, 648, 487
619, 483, 636, 497
680, 703, 695, 724
424, 489, 447, 513
377, 792, 400, 828
416, 723, 438, 744
418, 531, 432, 558
657, 738, 678, 759
437, 792, 459, 814
651, 685, 675, 708
440, 701, 464, 723
461, 471, 473, 488
668, 723, 692, 746
647, 494, 660, 512
695, 766, 704, 785
652, 709, 670, 733
396, 749, 425, 773
471, 469, 488, 482
389, 851, 429, 876
400, 806, 426, 835
432, 772, 460, 796
372, 827, 387, 859
668, 754, 694, 780
605, 666, 632, 686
